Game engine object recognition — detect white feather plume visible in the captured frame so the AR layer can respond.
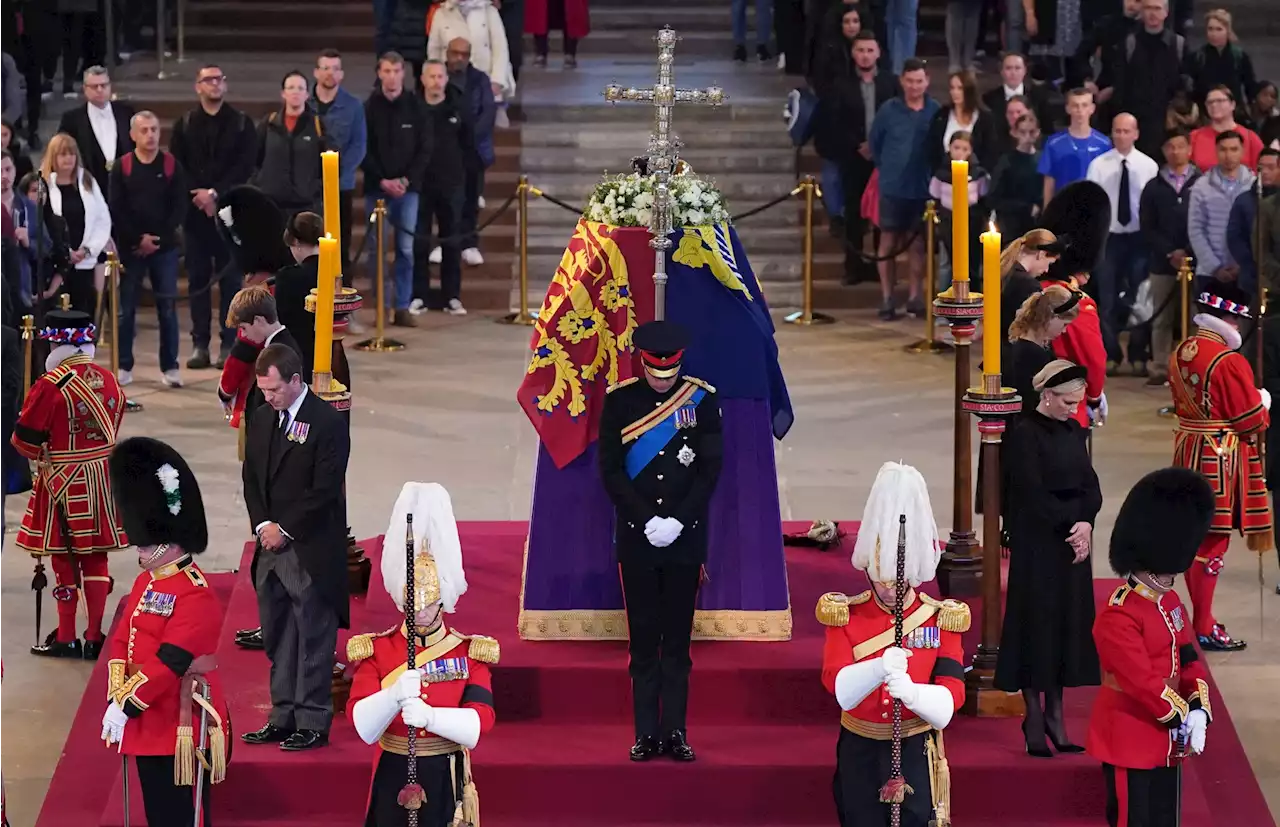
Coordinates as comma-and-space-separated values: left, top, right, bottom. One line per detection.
380, 482, 468, 613
851, 461, 941, 586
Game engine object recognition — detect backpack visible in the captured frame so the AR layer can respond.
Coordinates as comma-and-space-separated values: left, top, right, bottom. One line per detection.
119, 150, 175, 179
1124, 29, 1185, 64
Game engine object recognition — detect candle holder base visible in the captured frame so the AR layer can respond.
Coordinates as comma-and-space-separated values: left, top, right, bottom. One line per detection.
783, 310, 835, 326
904, 337, 954, 354
498, 310, 537, 326
353, 336, 406, 352
1157, 405, 1175, 418
963, 659, 1026, 718
938, 531, 982, 597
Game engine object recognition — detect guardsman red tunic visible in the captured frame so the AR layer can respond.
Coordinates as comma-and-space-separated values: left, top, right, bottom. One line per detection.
346, 623, 497, 826
1087, 579, 1212, 770
1042, 277, 1106, 428
216, 331, 262, 431
11, 353, 128, 554
106, 555, 230, 780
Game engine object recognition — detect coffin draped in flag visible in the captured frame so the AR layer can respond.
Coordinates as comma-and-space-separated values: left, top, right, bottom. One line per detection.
517, 218, 794, 641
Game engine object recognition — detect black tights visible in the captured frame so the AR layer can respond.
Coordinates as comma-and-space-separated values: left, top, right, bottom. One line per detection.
1022, 686, 1072, 745
534, 34, 578, 57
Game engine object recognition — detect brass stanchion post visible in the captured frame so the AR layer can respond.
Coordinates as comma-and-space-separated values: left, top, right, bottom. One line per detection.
785, 176, 834, 325
21, 315, 35, 396
499, 176, 536, 326
354, 199, 405, 352
906, 201, 952, 353
104, 253, 143, 412
155, 0, 172, 79
1158, 257, 1194, 418
176, 0, 187, 63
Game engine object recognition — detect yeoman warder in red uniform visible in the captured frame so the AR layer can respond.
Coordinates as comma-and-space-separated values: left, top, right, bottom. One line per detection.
346, 482, 497, 827
12, 307, 129, 659
99, 436, 231, 826
818, 461, 970, 827
1087, 467, 1217, 827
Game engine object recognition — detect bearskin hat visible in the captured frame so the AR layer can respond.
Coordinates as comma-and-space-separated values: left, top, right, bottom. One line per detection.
1109, 468, 1214, 577
216, 185, 295, 276
1037, 180, 1111, 283
109, 437, 208, 554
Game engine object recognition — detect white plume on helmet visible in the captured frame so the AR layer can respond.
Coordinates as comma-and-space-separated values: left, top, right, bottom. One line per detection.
380, 482, 468, 613
851, 461, 941, 587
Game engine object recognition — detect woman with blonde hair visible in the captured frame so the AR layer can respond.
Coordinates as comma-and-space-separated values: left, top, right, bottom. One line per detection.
995, 358, 1101, 757
40, 132, 111, 316
1187, 9, 1258, 115
998, 227, 1066, 337
1007, 285, 1082, 412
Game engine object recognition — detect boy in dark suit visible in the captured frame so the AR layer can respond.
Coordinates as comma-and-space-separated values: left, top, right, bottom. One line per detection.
239, 343, 350, 751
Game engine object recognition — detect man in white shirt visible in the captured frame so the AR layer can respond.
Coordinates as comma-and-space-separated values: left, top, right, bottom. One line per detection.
56, 66, 135, 191
981, 52, 1052, 133
1086, 113, 1159, 376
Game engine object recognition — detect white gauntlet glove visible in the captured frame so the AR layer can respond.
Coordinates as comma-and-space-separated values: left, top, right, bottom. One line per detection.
1259, 388, 1271, 411
392, 670, 423, 703
1185, 708, 1208, 754
400, 697, 435, 729
101, 702, 128, 747
880, 647, 911, 676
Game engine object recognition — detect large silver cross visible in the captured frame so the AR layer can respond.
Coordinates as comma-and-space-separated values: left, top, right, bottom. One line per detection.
604, 27, 726, 320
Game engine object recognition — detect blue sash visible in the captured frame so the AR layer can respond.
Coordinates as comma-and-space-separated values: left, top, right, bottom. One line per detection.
624, 387, 705, 479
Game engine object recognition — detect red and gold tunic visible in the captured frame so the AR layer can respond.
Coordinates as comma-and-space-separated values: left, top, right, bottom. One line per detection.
11, 354, 128, 554
818, 591, 969, 739
216, 331, 263, 431
1087, 580, 1212, 769
346, 623, 497, 784
1169, 328, 1271, 541
106, 556, 230, 778
1042, 277, 1106, 428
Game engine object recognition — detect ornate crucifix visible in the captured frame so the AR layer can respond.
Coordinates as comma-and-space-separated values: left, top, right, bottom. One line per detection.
603, 27, 726, 320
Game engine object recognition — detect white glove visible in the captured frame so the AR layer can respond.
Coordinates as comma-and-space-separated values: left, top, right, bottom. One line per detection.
1089, 393, 1108, 425
217, 205, 233, 228
646, 517, 684, 548
644, 516, 664, 539
101, 702, 128, 747
401, 697, 435, 729
884, 670, 921, 706
1186, 708, 1208, 754
880, 647, 912, 676
660, 517, 684, 544
427, 707, 483, 749
352, 687, 402, 745
1259, 387, 1272, 411
391, 670, 422, 704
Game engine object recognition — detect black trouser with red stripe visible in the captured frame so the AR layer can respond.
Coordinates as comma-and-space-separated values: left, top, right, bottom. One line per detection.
135, 755, 213, 827
1103, 763, 1180, 827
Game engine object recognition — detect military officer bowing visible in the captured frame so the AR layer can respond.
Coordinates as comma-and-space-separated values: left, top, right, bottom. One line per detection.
598, 321, 723, 762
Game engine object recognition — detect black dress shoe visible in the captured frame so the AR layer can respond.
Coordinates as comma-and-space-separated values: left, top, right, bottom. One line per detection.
31, 631, 82, 659
241, 723, 294, 745
665, 730, 696, 762
280, 730, 329, 751
82, 640, 104, 661
1199, 624, 1246, 652
235, 626, 261, 639
629, 735, 662, 762
1022, 721, 1053, 758
234, 628, 264, 650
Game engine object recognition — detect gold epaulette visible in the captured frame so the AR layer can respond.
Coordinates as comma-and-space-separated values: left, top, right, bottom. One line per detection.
345, 626, 397, 663
684, 376, 716, 393
459, 633, 500, 664
816, 591, 870, 627
919, 594, 971, 633
606, 376, 639, 394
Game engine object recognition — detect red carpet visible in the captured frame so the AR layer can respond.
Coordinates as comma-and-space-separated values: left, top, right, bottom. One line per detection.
35, 522, 1275, 827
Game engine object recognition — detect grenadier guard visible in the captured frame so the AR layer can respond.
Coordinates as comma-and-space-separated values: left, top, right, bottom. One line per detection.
346, 483, 497, 827
100, 437, 231, 825
1037, 180, 1113, 428
818, 462, 969, 827
11, 307, 129, 659
598, 320, 723, 762
1168, 284, 1272, 651
1087, 468, 1216, 827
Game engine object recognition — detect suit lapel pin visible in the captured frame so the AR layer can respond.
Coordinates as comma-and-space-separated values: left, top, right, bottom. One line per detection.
677, 444, 696, 467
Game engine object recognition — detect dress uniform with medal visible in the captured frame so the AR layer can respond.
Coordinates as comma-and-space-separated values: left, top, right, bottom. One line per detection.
817, 462, 969, 827
598, 321, 723, 763
1168, 283, 1272, 652
12, 307, 130, 659
100, 437, 231, 826
346, 483, 497, 827
1087, 468, 1216, 827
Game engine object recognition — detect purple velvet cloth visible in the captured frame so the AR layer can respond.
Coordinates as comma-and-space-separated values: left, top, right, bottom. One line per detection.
522, 398, 789, 614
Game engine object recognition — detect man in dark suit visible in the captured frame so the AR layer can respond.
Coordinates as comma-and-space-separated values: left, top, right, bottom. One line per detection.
598, 321, 723, 764
982, 53, 1056, 139
55, 65, 134, 191
240, 344, 350, 752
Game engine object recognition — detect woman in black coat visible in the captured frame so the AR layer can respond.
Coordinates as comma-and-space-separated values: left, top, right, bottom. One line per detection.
274, 211, 352, 394
924, 69, 999, 170
994, 360, 1102, 758
1183, 9, 1258, 113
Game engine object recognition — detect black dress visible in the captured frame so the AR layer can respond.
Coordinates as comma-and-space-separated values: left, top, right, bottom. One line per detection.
994, 411, 1102, 692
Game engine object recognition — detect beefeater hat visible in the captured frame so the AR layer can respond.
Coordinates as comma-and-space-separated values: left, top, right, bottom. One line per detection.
39, 308, 97, 345
852, 462, 942, 586
1109, 468, 1214, 577
381, 483, 468, 614
1037, 180, 1112, 284
1197, 282, 1253, 319
109, 437, 208, 554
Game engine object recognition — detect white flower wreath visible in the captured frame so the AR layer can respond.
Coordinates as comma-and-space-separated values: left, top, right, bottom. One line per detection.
584, 169, 731, 228
156, 463, 182, 516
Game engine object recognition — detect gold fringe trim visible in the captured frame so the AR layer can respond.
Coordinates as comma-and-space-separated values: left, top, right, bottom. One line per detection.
465, 635, 500, 665
815, 591, 868, 627
516, 607, 794, 641
174, 726, 195, 785
928, 731, 952, 827
1247, 528, 1273, 553
207, 725, 227, 785
346, 633, 375, 663
920, 594, 972, 633
453, 749, 480, 827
